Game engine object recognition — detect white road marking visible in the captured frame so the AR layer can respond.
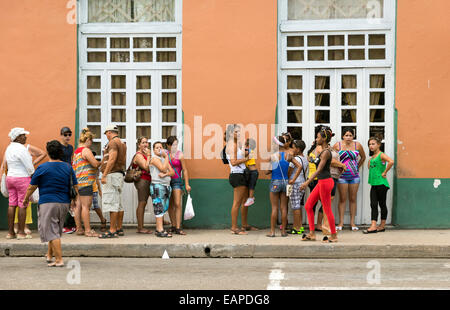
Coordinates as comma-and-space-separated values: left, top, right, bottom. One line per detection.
267, 262, 450, 291
267, 263, 286, 290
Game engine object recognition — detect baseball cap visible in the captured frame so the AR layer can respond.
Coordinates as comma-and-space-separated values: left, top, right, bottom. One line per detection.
60, 127, 72, 135
104, 124, 119, 133
8, 128, 30, 142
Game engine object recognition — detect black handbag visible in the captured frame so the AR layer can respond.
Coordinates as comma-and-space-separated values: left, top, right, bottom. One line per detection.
69, 169, 77, 201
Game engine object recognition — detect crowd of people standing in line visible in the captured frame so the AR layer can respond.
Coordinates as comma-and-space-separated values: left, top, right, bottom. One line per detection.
1, 122, 394, 265
1, 125, 191, 266
223, 124, 394, 242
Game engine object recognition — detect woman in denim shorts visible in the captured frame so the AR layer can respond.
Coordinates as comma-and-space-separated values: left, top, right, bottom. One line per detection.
332, 127, 366, 231
267, 136, 292, 237
166, 136, 191, 236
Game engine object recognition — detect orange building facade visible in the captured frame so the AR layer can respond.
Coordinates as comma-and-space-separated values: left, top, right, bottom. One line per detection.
0, 0, 449, 229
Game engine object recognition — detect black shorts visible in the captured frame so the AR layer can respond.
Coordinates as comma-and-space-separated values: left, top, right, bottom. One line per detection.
244, 168, 259, 190
229, 173, 248, 188
78, 185, 93, 197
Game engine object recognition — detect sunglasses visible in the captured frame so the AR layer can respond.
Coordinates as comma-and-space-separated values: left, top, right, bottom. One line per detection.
63, 133, 72, 137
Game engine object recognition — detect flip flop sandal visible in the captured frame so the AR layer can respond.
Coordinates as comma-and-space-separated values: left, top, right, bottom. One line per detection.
377, 228, 386, 232
301, 234, 316, 241
231, 229, 247, 235
116, 229, 125, 236
363, 229, 378, 234
281, 232, 288, 237
266, 233, 276, 238
155, 230, 172, 238
6, 234, 17, 239
136, 230, 153, 234
323, 238, 338, 243
85, 230, 99, 237
351, 226, 359, 231
98, 231, 118, 239
336, 226, 343, 231
45, 255, 54, 263
48, 262, 65, 267
168, 226, 177, 233
17, 234, 32, 240
245, 226, 259, 231
175, 228, 186, 235
76, 230, 85, 236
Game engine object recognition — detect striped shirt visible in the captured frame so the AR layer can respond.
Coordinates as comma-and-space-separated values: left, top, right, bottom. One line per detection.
72, 147, 96, 188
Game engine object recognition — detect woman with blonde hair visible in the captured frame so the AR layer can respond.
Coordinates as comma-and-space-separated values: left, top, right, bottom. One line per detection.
72, 128, 100, 237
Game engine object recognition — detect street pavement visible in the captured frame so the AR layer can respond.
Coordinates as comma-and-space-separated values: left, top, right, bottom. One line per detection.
1, 226, 449, 259
0, 257, 449, 290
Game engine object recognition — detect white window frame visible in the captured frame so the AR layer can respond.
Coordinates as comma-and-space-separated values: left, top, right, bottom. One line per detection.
78, 1, 183, 225
78, 0, 182, 32
281, 30, 393, 69
278, 0, 396, 225
279, 0, 396, 31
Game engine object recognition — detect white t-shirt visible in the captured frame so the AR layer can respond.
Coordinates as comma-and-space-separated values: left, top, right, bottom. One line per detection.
5, 142, 34, 177
226, 148, 246, 174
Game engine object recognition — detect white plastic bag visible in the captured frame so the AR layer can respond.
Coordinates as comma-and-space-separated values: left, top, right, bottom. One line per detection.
30, 188, 39, 203
1, 174, 8, 198
184, 194, 195, 220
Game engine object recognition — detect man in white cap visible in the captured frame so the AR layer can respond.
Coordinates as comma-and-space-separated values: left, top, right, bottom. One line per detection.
1, 128, 35, 239
98, 125, 127, 238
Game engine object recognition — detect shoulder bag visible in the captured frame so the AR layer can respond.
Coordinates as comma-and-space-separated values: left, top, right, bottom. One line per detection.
124, 154, 142, 183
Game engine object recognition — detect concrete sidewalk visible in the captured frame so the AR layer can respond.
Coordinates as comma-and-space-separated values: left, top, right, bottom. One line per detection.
1, 227, 449, 259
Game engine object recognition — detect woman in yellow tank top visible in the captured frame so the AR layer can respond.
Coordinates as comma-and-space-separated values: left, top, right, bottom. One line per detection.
307, 140, 325, 231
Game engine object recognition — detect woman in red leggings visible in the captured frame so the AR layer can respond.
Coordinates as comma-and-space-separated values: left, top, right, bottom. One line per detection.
300, 127, 338, 243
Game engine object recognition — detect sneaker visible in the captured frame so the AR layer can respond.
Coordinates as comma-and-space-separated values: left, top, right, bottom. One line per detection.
63, 227, 76, 234
244, 197, 255, 207
290, 227, 305, 235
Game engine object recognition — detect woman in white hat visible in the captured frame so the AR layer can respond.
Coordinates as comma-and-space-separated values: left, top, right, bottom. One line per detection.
1, 128, 35, 239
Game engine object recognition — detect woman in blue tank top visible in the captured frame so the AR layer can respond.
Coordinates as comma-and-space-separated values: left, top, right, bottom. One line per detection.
267, 136, 292, 237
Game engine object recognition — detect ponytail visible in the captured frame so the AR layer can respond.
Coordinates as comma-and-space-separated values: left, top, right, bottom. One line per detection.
79, 128, 95, 143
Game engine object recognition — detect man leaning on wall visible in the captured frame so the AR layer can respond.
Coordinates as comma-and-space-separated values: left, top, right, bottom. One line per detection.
98, 125, 127, 239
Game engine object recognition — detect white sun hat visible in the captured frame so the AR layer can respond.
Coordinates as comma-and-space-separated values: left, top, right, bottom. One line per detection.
8, 128, 30, 142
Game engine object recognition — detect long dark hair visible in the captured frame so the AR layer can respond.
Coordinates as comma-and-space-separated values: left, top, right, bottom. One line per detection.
307, 125, 324, 155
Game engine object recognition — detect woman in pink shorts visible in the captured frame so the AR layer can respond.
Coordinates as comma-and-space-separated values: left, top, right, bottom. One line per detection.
3, 128, 35, 239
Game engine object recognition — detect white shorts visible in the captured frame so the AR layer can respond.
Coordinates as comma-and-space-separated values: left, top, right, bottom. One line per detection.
101, 173, 124, 213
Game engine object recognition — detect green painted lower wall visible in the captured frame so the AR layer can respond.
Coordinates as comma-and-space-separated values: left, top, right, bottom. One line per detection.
182, 179, 272, 229
2, 178, 448, 230
393, 178, 450, 228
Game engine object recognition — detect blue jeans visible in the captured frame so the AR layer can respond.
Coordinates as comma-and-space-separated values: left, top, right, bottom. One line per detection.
270, 179, 287, 193
170, 177, 184, 190
337, 176, 361, 184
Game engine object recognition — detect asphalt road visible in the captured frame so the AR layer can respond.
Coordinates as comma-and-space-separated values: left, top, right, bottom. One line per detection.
1, 257, 449, 290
